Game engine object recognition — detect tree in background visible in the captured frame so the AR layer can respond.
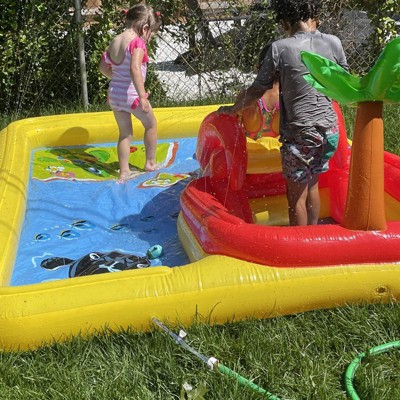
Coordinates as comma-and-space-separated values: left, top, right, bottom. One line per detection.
0, 1, 77, 117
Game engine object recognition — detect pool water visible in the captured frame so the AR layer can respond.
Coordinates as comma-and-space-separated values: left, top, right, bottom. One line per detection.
11, 138, 198, 286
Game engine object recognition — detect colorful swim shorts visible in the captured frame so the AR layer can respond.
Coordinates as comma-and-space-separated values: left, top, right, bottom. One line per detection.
280, 125, 339, 183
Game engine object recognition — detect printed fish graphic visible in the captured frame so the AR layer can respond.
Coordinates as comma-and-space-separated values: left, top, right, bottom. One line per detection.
110, 223, 129, 231
139, 173, 190, 188
34, 233, 51, 242
58, 230, 80, 240
70, 220, 96, 231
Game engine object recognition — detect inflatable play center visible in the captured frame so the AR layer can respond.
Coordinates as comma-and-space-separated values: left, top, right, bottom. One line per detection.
0, 38, 400, 351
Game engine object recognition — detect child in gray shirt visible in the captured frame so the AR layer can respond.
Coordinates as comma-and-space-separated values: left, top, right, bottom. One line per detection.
219, 0, 348, 226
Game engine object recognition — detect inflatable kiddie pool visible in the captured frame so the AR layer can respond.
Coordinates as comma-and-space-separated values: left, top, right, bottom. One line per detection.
1, 104, 400, 352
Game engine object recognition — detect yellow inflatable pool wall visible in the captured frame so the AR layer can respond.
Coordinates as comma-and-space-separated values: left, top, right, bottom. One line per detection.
1, 105, 399, 352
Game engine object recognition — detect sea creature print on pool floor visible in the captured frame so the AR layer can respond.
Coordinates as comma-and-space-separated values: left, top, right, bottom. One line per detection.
40, 251, 151, 277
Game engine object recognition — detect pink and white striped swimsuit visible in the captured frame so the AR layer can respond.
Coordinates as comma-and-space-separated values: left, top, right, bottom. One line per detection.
102, 37, 149, 113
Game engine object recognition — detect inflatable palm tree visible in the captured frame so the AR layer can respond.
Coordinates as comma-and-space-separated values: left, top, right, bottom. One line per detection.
301, 37, 400, 231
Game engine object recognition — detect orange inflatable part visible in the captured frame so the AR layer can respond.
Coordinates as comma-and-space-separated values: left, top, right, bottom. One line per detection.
342, 101, 386, 230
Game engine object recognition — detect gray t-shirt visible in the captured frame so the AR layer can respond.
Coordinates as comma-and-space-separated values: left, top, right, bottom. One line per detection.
253, 30, 348, 140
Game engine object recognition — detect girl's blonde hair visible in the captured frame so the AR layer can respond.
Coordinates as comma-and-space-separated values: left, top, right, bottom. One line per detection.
126, 2, 162, 34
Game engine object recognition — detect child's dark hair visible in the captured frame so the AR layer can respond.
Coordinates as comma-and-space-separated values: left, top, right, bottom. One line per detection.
270, 0, 322, 25
126, 2, 162, 34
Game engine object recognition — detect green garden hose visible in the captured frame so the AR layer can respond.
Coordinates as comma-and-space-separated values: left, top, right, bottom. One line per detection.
345, 340, 400, 400
214, 360, 280, 399
152, 317, 280, 399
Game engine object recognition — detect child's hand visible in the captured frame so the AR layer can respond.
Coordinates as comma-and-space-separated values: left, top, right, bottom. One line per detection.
140, 96, 150, 113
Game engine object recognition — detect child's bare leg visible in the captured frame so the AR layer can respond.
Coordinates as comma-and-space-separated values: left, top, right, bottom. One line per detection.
132, 106, 157, 171
306, 175, 320, 225
286, 178, 308, 226
143, 121, 157, 171
113, 110, 133, 180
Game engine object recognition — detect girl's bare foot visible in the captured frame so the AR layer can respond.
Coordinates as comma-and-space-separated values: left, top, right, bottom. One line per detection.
144, 160, 160, 172
117, 169, 142, 183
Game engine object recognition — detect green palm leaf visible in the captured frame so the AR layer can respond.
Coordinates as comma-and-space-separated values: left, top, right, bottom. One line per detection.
361, 37, 400, 101
301, 37, 400, 104
301, 51, 363, 103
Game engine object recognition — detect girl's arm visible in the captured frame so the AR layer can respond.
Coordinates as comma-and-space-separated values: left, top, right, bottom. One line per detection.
99, 52, 112, 79
130, 48, 150, 113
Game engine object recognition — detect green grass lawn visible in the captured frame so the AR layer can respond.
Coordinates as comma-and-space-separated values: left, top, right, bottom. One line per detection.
0, 103, 400, 400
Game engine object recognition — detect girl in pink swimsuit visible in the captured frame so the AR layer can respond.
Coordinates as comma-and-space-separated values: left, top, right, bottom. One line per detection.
99, 4, 162, 182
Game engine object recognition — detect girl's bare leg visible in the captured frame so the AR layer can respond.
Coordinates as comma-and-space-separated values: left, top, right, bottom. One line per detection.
132, 105, 157, 171
113, 110, 133, 180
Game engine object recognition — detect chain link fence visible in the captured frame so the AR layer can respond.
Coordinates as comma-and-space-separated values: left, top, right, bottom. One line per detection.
1, 0, 399, 142
152, 3, 375, 102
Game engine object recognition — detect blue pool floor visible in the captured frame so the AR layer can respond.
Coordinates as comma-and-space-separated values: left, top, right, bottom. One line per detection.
12, 138, 198, 286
